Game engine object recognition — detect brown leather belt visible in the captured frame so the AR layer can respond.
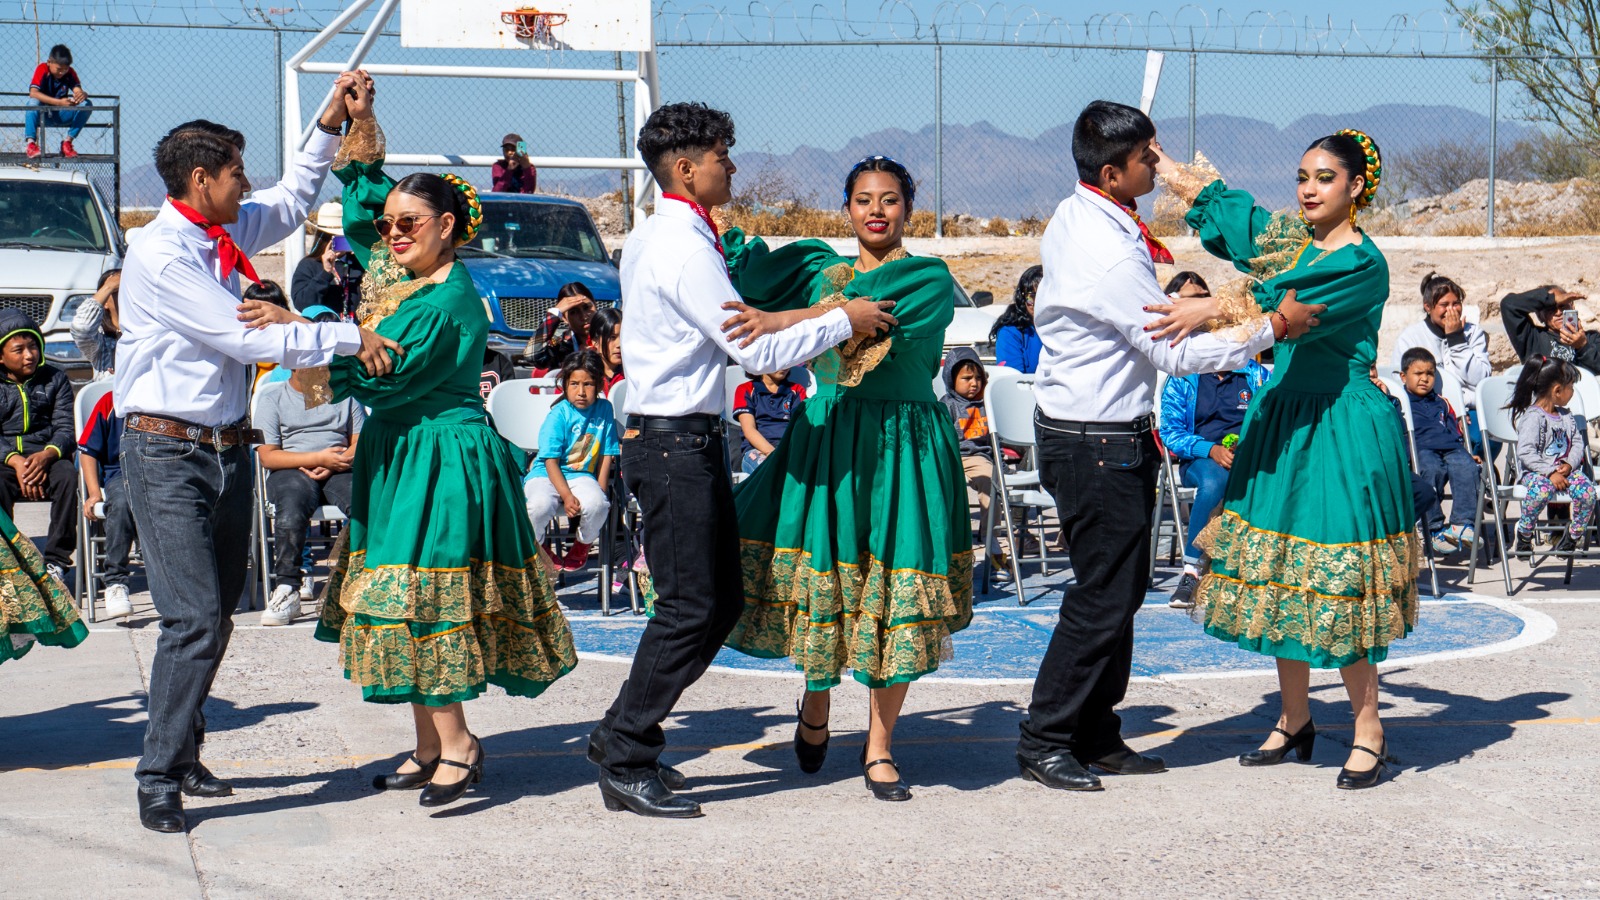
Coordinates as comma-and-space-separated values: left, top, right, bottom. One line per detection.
125, 414, 262, 448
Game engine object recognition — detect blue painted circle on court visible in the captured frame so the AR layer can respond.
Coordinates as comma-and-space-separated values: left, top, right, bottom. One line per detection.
564, 592, 1542, 682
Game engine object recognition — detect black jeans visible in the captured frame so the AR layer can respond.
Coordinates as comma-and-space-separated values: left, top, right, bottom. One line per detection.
124, 430, 254, 793
600, 429, 744, 781
0, 456, 78, 567
100, 473, 137, 586
1019, 414, 1158, 760
265, 468, 353, 581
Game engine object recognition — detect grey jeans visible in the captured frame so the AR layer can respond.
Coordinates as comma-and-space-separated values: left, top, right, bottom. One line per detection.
124, 429, 254, 793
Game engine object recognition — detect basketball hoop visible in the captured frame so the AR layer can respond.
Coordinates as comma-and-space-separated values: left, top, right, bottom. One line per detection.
501, 7, 567, 45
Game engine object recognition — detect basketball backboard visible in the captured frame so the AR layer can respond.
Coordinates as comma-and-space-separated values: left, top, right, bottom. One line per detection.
401, 0, 652, 52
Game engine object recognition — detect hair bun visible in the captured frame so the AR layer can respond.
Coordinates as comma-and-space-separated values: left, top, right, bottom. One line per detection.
438, 172, 483, 246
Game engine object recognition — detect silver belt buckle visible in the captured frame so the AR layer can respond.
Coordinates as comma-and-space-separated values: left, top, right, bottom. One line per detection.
185, 425, 202, 441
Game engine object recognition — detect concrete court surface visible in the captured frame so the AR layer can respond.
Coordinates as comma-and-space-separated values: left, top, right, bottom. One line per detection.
4, 504, 1600, 899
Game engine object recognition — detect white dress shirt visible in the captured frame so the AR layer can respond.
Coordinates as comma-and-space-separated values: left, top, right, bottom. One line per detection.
1392, 318, 1490, 405
1034, 186, 1274, 423
115, 128, 361, 427
619, 196, 852, 417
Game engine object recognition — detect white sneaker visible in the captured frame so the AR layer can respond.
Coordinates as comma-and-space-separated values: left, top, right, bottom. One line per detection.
45, 563, 65, 586
298, 579, 316, 601
262, 583, 302, 626
104, 583, 132, 619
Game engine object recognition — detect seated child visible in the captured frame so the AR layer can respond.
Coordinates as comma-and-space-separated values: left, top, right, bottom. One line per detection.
940, 347, 1017, 569
1158, 359, 1267, 608
0, 310, 76, 581
1371, 366, 1442, 545
733, 367, 806, 474
255, 367, 365, 625
79, 388, 134, 618
1399, 348, 1482, 554
525, 350, 618, 571
1509, 356, 1596, 555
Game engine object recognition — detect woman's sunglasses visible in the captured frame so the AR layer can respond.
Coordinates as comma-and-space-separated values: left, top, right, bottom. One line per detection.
375, 214, 439, 239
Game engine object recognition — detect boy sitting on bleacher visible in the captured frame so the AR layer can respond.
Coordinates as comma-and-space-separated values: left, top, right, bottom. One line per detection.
80, 389, 134, 618
254, 367, 364, 626
1400, 347, 1482, 555
0, 310, 77, 584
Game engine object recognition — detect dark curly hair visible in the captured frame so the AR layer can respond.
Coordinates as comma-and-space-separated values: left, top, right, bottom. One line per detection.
636, 102, 736, 182
990, 264, 1042, 343
154, 119, 245, 198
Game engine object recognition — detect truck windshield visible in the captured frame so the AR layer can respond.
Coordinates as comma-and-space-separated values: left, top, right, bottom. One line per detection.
459, 201, 607, 262
0, 181, 109, 253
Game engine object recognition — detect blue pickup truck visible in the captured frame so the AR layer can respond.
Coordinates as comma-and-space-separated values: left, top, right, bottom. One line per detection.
456, 192, 619, 358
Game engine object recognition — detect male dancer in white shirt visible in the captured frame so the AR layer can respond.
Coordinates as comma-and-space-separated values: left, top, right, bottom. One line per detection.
1016, 100, 1323, 792
119, 72, 400, 833
592, 102, 896, 817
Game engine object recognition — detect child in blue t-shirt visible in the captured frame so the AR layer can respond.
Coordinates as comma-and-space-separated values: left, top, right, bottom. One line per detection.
524, 350, 619, 570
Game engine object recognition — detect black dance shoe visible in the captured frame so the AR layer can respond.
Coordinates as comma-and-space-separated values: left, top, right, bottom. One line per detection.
1016, 751, 1104, 792
1080, 746, 1167, 775
373, 754, 440, 791
586, 726, 687, 791
794, 699, 830, 774
1239, 720, 1317, 767
599, 772, 703, 818
138, 789, 186, 833
419, 736, 484, 808
1336, 741, 1388, 790
859, 747, 912, 801
181, 761, 234, 798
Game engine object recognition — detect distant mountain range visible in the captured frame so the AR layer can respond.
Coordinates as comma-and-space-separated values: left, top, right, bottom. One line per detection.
120, 103, 1528, 220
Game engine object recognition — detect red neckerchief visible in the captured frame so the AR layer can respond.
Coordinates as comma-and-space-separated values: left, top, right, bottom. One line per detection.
662, 192, 726, 265
1077, 181, 1174, 265
167, 197, 261, 285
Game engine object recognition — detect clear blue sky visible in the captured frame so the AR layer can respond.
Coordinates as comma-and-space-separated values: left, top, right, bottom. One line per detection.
8, 1, 1505, 203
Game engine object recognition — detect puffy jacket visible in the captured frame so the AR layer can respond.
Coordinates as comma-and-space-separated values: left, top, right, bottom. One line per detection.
940, 346, 992, 458
0, 308, 76, 463
1157, 361, 1270, 461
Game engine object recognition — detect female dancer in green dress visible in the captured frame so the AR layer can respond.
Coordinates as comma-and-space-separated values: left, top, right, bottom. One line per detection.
0, 507, 85, 666
305, 84, 577, 808
722, 157, 972, 801
1154, 131, 1417, 790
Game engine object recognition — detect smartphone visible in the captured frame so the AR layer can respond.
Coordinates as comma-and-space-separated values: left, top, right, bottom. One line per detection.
515, 140, 528, 156
1563, 309, 1582, 332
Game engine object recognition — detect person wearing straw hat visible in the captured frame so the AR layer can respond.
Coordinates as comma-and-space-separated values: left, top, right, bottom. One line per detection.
293, 200, 362, 315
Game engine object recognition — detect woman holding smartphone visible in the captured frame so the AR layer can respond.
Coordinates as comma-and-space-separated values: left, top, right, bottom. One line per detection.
492, 132, 538, 193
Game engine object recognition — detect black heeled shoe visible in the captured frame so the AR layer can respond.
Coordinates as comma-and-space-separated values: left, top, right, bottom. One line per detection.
373, 753, 440, 791
794, 699, 830, 774
1239, 720, 1316, 767
860, 746, 911, 802
1336, 740, 1388, 790
419, 736, 484, 807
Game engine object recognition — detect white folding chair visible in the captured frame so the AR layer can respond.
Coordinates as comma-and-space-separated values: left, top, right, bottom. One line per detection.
1471, 374, 1597, 592
250, 385, 351, 606
982, 375, 1068, 605
73, 380, 114, 622
1382, 377, 1443, 597
598, 379, 641, 616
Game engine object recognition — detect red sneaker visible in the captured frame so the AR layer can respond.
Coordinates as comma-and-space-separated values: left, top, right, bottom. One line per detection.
25, 140, 40, 159
558, 541, 592, 571
60, 139, 78, 159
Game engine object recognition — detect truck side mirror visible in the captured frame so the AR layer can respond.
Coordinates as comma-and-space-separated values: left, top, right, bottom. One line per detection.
610, 248, 622, 267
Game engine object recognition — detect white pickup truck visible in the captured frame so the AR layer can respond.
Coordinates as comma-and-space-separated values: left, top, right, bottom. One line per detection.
0, 166, 123, 370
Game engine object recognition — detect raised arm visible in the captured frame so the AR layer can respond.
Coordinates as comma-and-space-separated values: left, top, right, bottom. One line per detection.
332, 114, 390, 272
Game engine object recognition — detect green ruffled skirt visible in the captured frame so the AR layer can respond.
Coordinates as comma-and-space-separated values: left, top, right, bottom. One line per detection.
727, 393, 973, 690
315, 416, 577, 704
1196, 382, 1419, 668
0, 510, 86, 665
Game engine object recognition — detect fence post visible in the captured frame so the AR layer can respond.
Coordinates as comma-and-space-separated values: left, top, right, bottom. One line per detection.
1187, 50, 1197, 162
616, 51, 632, 231
275, 27, 284, 177
1487, 56, 1498, 239
934, 41, 944, 239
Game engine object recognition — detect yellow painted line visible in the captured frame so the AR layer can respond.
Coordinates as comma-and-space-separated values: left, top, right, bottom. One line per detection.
7, 715, 1598, 775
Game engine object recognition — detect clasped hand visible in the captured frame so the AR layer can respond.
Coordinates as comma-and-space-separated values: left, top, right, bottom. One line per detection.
1144, 288, 1324, 344
237, 300, 404, 376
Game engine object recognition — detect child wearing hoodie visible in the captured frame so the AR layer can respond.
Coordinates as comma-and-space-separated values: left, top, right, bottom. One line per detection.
0, 309, 77, 581
941, 348, 1008, 567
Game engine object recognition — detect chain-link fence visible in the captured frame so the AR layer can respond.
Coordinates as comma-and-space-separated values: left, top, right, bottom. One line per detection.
0, 16, 1576, 236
